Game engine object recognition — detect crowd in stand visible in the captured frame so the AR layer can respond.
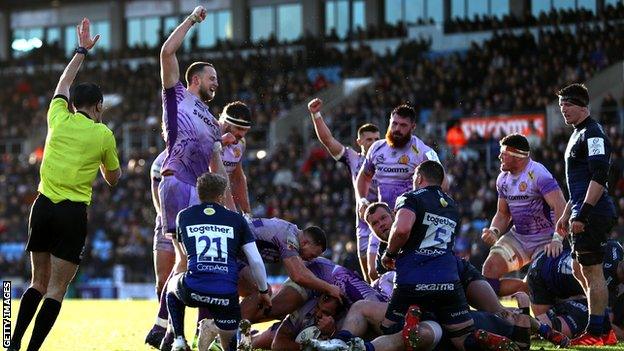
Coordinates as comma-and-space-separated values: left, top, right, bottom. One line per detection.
2, 11, 624, 284
445, 2, 624, 33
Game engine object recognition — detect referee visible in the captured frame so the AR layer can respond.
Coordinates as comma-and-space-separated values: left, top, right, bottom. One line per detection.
556, 83, 617, 346
8, 18, 121, 351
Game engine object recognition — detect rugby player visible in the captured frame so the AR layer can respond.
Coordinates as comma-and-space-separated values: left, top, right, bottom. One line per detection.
308, 98, 380, 281
236, 218, 339, 319
146, 6, 231, 347
164, 173, 270, 351
481, 134, 566, 297
355, 104, 438, 281
526, 240, 623, 345
557, 83, 618, 345
380, 161, 516, 351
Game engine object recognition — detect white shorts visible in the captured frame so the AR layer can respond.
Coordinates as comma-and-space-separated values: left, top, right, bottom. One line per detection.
488, 228, 550, 271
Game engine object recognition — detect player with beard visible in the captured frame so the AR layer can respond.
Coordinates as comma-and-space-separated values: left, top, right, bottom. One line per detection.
307, 98, 380, 281
356, 105, 438, 217
145, 6, 231, 349
356, 105, 438, 276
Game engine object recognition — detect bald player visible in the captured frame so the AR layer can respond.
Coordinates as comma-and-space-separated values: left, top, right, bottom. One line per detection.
308, 98, 380, 281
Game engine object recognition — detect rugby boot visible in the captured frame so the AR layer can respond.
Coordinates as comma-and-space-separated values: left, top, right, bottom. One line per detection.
474, 329, 521, 351
402, 305, 422, 351
570, 332, 604, 346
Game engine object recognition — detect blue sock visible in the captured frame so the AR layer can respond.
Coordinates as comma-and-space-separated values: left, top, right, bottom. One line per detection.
538, 323, 552, 338
335, 330, 355, 342
165, 292, 185, 337
364, 341, 375, 351
603, 308, 612, 333
485, 278, 501, 296
587, 314, 604, 336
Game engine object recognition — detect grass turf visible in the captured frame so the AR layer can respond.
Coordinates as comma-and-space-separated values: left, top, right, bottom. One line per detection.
8, 299, 623, 350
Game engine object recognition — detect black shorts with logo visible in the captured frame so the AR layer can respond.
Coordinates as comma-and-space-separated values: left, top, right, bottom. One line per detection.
570, 214, 615, 262
385, 282, 472, 327
174, 273, 241, 330
26, 194, 87, 264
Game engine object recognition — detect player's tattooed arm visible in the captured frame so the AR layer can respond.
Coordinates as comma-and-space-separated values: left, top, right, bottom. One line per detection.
55, 18, 100, 98
308, 98, 345, 159
160, 6, 206, 88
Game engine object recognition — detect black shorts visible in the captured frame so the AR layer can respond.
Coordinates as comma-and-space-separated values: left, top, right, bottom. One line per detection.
570, 214, 615, 259
458, 259, 485, 290
385, 282, 472, 327
174, 274, 241, 330
548, 299, 588, 337
26, 194, 87, 264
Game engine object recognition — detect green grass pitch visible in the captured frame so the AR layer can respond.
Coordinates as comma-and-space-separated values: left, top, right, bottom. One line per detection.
8, 299, 623, 350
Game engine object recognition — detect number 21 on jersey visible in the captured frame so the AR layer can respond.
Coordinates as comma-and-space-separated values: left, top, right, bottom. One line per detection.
186, 224, 234, 263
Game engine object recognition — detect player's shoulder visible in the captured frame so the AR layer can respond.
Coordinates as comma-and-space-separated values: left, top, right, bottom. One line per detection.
368, 139, 386, 155
583, 118, 609, 138
527, 159, 553, 178
496, 170, 508, 184
92, 122, 114, 137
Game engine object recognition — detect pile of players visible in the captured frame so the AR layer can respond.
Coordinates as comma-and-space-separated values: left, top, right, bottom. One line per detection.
145, 6, 624, 351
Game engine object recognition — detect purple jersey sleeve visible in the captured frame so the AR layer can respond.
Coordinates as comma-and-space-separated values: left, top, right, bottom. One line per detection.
363, 140, 383, 175
162, 82, 187, 148
496, 172, 506, 199
534, 163, 561, 196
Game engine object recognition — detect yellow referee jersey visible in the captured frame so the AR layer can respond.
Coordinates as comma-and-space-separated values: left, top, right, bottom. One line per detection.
38, 95, 120, 205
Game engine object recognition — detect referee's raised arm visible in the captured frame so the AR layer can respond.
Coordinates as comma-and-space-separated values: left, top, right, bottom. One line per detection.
53, 18, 99, 98
7, 18, 121, 351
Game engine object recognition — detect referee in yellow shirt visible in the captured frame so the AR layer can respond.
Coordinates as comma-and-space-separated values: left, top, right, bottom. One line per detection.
8, 18, 121, 351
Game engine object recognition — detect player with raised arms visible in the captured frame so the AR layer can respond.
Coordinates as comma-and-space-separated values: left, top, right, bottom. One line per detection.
308, 97, 380, 280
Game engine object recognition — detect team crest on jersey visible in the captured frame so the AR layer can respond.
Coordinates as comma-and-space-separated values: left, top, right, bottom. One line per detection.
411, 145, 420, 155
204, 208, 216, 216
518, 181, 528, 192
375, 154, 385, 163
439, 197, 448, 207
234, 147, 241, 158
398, 155, 409, 164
